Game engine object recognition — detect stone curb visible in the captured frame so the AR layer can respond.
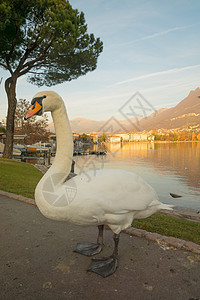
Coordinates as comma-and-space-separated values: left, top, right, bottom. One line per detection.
0, 190, 36, 206
1, 189, 200, 255
124, 227, 200, 254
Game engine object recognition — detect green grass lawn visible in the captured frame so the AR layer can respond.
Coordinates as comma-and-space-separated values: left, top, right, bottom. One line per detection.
133, 213, 200, 245
0, 158, 199, 245
0, 158, 42, 198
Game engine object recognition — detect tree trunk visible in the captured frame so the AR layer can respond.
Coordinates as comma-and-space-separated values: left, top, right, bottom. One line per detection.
3, 76, 17, 159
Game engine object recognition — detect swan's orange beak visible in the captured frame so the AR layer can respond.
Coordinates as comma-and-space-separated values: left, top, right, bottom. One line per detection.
24, 101, 42, 120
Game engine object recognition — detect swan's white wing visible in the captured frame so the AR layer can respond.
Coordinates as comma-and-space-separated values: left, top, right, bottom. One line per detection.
71, 169, 158, 214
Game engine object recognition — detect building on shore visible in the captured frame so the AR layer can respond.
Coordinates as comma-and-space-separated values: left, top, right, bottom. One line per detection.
129, 132, 148, 141
108, 132, 154, 142
89, 133, 99, 143
109, 136, 121, 143
0, 133, 27, 145
113, 132, 129, 142
72, 132, 80, 141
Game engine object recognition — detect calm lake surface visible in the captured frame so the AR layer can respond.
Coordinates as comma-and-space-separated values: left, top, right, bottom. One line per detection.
73, 142, 200, 211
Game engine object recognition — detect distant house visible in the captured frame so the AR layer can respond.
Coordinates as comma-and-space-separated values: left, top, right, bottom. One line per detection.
129, 133, 135, 141
114, 132, 129, 142
147, 135, 155, 141
72, 132, 80, 141
129, 132, 148, 141
0, 133, 27, 145
134, 133, 142, 141
13, 134, 27, 144
89, 133, 99, 143
109, 136, 121, 143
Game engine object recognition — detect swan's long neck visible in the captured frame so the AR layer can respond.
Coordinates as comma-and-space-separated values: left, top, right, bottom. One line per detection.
34, 97, 74, 217
50, 102, 73, 175
37, 101, 73, 191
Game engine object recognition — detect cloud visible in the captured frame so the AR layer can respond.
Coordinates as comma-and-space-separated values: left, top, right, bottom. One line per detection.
141, 77, 200, 93
131, 24, 198, 43
110, 23, 199, 49
114, 64, 200, 86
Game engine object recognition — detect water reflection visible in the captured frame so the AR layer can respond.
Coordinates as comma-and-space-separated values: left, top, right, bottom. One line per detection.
74, 142, 200, 211
112, 142, 200, 190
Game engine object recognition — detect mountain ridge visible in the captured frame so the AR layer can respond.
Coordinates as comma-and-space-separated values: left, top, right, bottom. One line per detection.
47, 88, 200, 134
138, 87, 200, 131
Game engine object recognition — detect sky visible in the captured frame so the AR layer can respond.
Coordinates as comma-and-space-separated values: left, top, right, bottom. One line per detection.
1, 0, 200, 122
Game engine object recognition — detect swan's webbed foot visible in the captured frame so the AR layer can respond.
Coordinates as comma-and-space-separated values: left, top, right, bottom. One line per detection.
74, 225, 104, 256
87, 233, 120, 278
87, 255, 118, 277
74, 242, 103, 256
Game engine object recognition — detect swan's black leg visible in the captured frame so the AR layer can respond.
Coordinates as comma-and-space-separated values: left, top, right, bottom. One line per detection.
87, 233, 120, 278
74, 225, 104, 256
97, 224, 104, 245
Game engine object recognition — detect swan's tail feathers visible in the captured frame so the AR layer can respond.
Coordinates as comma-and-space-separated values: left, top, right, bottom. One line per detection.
159, 203, 174, 211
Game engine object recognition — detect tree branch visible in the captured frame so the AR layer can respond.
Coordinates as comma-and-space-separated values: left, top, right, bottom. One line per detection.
17, 58, 52, 77
25, 71, 41, 75
17, 39, 55, 77
27, 23, 40, 48
15, 40, 40, 74
15, 24, 46, 74
18, 65, 35, 77
28, 59, 55, 68
0, 62, 10, 70
24, 40, 54, 68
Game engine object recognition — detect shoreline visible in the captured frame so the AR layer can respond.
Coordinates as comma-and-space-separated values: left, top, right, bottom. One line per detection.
106, 140, 200, 144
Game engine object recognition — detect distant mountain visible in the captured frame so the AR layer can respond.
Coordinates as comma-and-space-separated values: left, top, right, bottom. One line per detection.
47, 88, 200, 133
48, 117, 104, 134
48, 117, 142, 134
70, 117, 104, 133
138, 88, 200, 131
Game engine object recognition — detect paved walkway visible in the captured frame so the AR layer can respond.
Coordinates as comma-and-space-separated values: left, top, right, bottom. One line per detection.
0, 195, 200, 300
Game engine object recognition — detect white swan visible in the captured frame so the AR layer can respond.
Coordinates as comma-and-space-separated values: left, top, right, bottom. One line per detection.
25, 91, 173, 277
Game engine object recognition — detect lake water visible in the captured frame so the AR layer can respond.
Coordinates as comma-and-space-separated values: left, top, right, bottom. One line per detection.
73, 142, 200, 211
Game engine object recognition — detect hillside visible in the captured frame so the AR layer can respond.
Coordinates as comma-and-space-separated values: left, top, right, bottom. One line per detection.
139, 88, 200, 131
47, 88, 200, 133
48, 117, 141, 134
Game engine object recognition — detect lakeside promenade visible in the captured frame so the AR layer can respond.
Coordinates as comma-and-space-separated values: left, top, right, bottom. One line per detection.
1, 194, 200, 300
